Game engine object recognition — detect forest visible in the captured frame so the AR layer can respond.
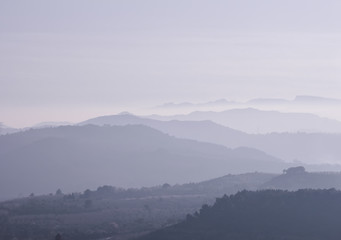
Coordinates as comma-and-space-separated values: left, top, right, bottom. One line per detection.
2, 169, 341, 240
140, 189, 341, 240
0, 172, 270, 240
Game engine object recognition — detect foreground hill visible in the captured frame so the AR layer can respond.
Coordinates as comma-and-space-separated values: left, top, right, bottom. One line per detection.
3, 169, 341, 240
0, 172, 276, 240
0, 125, 285, 199
140, 189, 341, 240
80, 113, 341, 165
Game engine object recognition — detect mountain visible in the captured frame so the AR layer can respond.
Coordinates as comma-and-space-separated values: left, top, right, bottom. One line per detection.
0, 124, 19, 135
79, 113, 246, 144
244, 132, 341, 165
247, 97, 290, 105
80, 113, 341, 165
156, 99, 235, 109
157, 96, 341, 109
79, 112, 161, 126
32, 121, 73, 128
0, 125, 286, 199
148, 108, 341, 133
156, 95, 341, 110
140, 189, 341, 240
293, 95, 341, 105
247, 95, 341, 105
0, 122, 72, 136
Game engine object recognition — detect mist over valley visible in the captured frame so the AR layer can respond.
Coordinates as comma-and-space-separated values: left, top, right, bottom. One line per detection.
2, 0, 341, 239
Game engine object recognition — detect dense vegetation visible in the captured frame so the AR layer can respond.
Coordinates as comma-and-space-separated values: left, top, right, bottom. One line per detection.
3, 169, 341, 240
0, 173, 272, 240
140, 189, 341, 240
262, 167, 341, 190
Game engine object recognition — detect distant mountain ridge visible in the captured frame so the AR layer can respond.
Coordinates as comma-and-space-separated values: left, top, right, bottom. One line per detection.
0, 121, 74, 136
156, 99, 236, 108
79, 113, 245, 143
148, 108, 341, 133
157, 95, 341, 109
80, 113, 341, 165
0, 123, 18, 135
32, 121, 73, 128
0, 125, 288, 199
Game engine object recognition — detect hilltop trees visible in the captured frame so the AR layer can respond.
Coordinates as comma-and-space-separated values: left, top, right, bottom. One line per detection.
141, 189, 341, 240
55, 233, 62, 240
283, 166, 306, 175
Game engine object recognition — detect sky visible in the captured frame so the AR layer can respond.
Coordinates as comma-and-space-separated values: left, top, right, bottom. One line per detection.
1, 0, 341, 127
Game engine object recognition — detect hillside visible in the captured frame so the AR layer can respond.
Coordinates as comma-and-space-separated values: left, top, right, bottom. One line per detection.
148, 108, 341, 134
80, 113, 341, 165
0, 125, 285, 199
3, 168, 341, 240
78, 113, 246, 147
0, 172, 275, 240
0, 124, 18, 135
140, 189, 341, 240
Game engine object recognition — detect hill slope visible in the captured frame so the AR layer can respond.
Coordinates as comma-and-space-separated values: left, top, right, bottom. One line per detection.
80, 114, 341, 165
149, 108, 341, 134
0, 172, 274, 240
140, 189, 341, 240
4, 169, 341, 240
0, 125, 285, 199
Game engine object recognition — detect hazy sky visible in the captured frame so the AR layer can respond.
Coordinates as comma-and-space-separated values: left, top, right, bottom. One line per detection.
1, 0, 341, 127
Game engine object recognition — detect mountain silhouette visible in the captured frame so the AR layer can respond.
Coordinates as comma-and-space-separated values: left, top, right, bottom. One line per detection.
80, 114, 341, 165
0, 125, 286, 199
148, 108, 341, 133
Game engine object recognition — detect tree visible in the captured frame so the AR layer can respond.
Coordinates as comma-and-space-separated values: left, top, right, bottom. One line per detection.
83, 189, 91, 198
55, 233, 62, 240
84, 199, 92, 208
55, 189, 63, 196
